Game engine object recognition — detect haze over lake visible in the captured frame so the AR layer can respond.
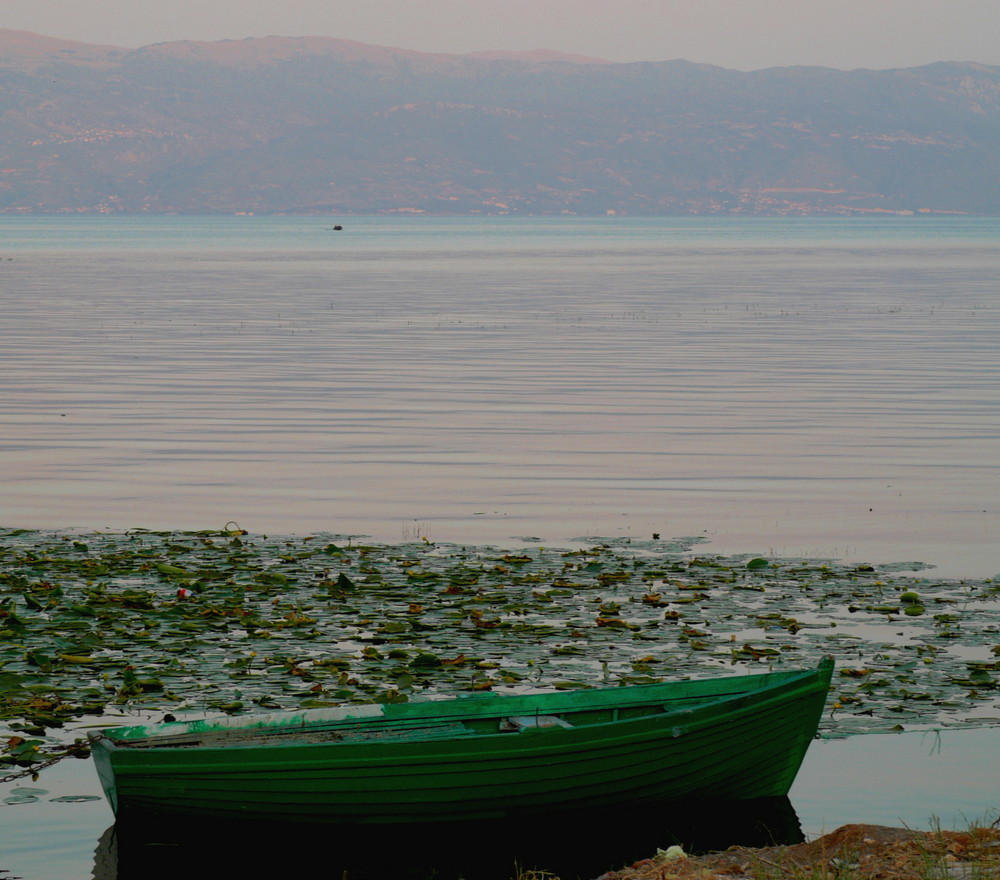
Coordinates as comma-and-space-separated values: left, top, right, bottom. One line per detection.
1, 215, 998, 578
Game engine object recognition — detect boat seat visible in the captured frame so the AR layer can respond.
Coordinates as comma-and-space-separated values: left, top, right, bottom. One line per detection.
334, 721, 473, 744
499, 715, 574, 732
145, 720, 476, 748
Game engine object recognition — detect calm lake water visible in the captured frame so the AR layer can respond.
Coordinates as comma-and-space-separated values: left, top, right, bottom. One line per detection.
1, 215, 998, 576
1, 215, 998, 878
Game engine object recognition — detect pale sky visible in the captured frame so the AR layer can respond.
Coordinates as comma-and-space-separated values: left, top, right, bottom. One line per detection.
2, 0, 997, 71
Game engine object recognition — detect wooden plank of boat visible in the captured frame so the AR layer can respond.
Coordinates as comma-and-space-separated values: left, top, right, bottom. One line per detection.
90, 656, 834, 823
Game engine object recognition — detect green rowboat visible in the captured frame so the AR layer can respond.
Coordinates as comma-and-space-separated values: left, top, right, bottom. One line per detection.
91, 657, 833, 823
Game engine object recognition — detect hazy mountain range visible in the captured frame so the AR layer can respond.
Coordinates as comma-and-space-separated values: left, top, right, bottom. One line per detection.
2, 29, 1000, 215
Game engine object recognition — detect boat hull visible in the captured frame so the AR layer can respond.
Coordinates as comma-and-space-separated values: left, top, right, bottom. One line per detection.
91, 658, 833, 823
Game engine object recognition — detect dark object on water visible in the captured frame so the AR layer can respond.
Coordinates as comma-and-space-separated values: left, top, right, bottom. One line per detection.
90, 657, 834, 823
98, 797, 804, 880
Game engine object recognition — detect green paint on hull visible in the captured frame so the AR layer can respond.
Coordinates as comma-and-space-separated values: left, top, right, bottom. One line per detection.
91, 658, 834, 823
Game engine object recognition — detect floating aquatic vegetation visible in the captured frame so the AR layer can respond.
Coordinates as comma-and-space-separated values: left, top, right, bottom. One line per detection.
0, 528, 998, 755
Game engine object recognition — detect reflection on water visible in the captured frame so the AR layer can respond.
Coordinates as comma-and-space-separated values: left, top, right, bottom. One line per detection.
94, 798, 803, 880
1, 216, 998, 577
792, 727, 1000, 834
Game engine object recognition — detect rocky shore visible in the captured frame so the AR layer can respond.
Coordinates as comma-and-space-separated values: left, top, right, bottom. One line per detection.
597, 824, 1000, 880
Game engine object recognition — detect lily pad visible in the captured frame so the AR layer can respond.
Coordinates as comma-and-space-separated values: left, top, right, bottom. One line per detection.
1, 528, 999, 750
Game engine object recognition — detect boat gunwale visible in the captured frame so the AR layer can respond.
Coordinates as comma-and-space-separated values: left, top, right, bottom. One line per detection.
91, 657, 833, 755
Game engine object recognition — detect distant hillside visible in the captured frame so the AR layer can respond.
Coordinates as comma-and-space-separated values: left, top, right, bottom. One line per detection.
1, 30, 999, 214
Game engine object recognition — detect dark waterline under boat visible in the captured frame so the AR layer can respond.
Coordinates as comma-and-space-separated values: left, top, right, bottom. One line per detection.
98, 796, 805, 880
